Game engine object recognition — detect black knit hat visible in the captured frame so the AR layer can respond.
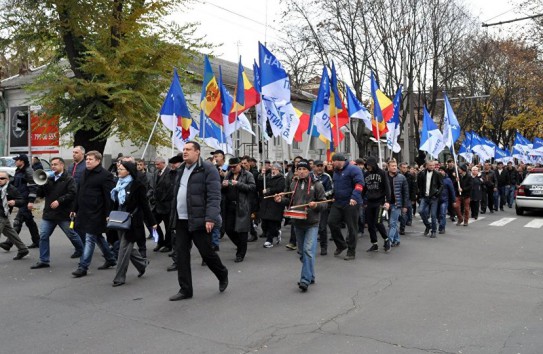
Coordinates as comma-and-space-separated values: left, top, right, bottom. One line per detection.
297, 159, 310, 170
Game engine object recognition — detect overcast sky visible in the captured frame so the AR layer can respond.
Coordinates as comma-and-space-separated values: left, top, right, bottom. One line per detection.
174, 0, 522, 66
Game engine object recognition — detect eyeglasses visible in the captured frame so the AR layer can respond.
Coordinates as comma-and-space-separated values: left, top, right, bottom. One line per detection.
229, 165, 237, 169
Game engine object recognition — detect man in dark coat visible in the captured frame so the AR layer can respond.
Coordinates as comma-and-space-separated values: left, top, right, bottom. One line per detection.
0, 171, 29, 260
71, 151, 117, 278
169, 141, 228, 301
149, 156, 174, 253
259, 163, 285, 248
453, 164, 473, 226
0, 154, 40, 249
417, 160, 443, 238
30, 157, 84, 269
221, 157, 256, 262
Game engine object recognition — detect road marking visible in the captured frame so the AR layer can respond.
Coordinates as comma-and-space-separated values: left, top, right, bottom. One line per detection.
489, 218, 516, 227
468, 216, 485, 223
524, 219, 543, 229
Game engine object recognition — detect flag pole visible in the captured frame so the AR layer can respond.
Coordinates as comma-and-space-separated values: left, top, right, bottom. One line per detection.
304, 110, 315, 158
376, 117, 382, 166
171, 114, 175, 156
141, 114, 161, 160
259, 94, 266, 190
450, 142, 461, 191
334, 111, 340, 153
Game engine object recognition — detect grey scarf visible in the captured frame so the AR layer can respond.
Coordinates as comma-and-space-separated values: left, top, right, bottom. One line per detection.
0, 183, 9, 217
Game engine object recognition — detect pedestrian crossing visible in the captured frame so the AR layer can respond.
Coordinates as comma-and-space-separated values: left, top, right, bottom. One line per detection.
484, 217, 543, 228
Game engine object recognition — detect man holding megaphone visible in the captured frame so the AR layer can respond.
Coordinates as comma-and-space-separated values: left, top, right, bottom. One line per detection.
29, 157, 84, 269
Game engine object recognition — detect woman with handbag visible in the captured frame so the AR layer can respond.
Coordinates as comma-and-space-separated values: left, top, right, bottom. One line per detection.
110, 161, 157, 287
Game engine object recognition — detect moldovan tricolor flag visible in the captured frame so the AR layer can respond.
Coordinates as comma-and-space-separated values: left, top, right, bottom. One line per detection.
370, 71, 393, 139
230, 57, 261, 120
200, 55, 223, 126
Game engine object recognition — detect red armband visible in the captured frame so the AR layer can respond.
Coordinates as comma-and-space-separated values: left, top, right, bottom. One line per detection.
354, 184, 364, 192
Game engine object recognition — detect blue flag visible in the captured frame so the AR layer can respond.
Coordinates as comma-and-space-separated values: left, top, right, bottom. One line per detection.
346, 84, 372, 132
253, 60, 261, 94
419, 106, 445, 158
442, 92, 461, 148
258, 42, 290, 103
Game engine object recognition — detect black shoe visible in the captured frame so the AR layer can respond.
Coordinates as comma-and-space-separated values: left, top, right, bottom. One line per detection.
320, 248, 327, 256
333, 247, 346, 256
167, 264, 177, 272
138, 261, 148, 278
97, 261, 116, 270
259, 233, 266, 238
424, 227, 430, 236
70, 252, 82, 259
366, 244, 378, 252
406, 222, 412, 226
298, 282, 308, 292
234, 256, 244, 263
159, 247, 172, 253
489, 210, 494, 214
438, 229, 445, 234
384, 239, 391, 252
247, 235, 258, 242
219, 273, 228, 292
480, 211, 486, 214
168, 252, 174, 257
13, 249, 29, 260
430, 232, 437, 238
344, 253, 355, 261
27, 243, 39, 249
30, 262, 50, 269
500, 208, 504, 211
399, 229, 405, 235
112, 282, 124, 287
213, 245, 220, 252
0, 242, 12, 251
392, 241, 400, 247
153, 246, 161, 252
72, 268, 87, 277
169, 291, 192, 301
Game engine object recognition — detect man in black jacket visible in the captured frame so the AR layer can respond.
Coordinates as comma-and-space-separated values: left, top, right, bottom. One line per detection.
453, 164, 473, 226
169, 141, 228, 301
0, 171, 29, 260
221, 157, 256, 262
149, 157, 174, 253
30, 157, 84, 269
71, 151, 117, 278
417, 160, 443, 238
0, 154, 40, 250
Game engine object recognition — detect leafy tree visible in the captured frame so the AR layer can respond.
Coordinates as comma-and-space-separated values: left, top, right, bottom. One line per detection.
0, 0, 209, 153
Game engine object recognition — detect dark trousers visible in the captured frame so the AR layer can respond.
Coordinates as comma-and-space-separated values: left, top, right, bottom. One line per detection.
261, 219, 281, 244
365, 204, 388, 244
318, 208, 330, 249
482, 188, 494, 212
153, 211, 171, 248
3, 206, 39, 247
175, 220, 227, 296
470, 200, 480, 219
224, 207, 248, 258
328, 204, 359, 254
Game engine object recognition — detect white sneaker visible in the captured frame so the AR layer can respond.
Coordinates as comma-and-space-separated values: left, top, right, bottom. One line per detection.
276, 230, 282, 245
263, 242, 273, 248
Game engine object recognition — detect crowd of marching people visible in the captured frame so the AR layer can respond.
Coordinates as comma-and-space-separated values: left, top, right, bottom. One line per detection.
0, 144, 540, 299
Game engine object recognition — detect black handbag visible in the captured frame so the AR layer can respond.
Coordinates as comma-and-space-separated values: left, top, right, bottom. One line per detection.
107, 209, 137, 230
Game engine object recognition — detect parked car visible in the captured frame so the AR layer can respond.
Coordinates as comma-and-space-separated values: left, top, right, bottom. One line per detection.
0, 156, 51, 177
515, 171, 543, 215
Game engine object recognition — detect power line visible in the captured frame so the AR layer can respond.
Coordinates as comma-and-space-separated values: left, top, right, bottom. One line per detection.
482, 7, 516, 23
482, 13, 543, 27
203, 1, 281, 33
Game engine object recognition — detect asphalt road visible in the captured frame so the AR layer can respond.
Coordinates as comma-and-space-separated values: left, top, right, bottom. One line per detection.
1, 206, 543, 354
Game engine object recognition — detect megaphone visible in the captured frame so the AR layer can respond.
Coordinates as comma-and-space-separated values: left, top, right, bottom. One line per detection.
33, 169, 52, 185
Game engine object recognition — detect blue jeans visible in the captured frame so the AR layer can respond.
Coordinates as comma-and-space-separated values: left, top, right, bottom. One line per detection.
388, 205, 401, 243
211, 226, 220, 247
78, 233, 116, 271
505, 185, 515, 207
496, 186, 506, 209
295, 226, 318, 286
438, 201, 448, 231
419, 197, 438, 233
39, 219, 84, 264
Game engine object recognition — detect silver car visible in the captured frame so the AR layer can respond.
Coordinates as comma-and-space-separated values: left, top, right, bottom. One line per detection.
515, 172, 543, 215
0, 157, 17, 177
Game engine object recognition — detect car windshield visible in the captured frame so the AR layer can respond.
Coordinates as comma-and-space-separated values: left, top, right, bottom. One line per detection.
524, 174, 543, 184
0, 158, 15, 167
